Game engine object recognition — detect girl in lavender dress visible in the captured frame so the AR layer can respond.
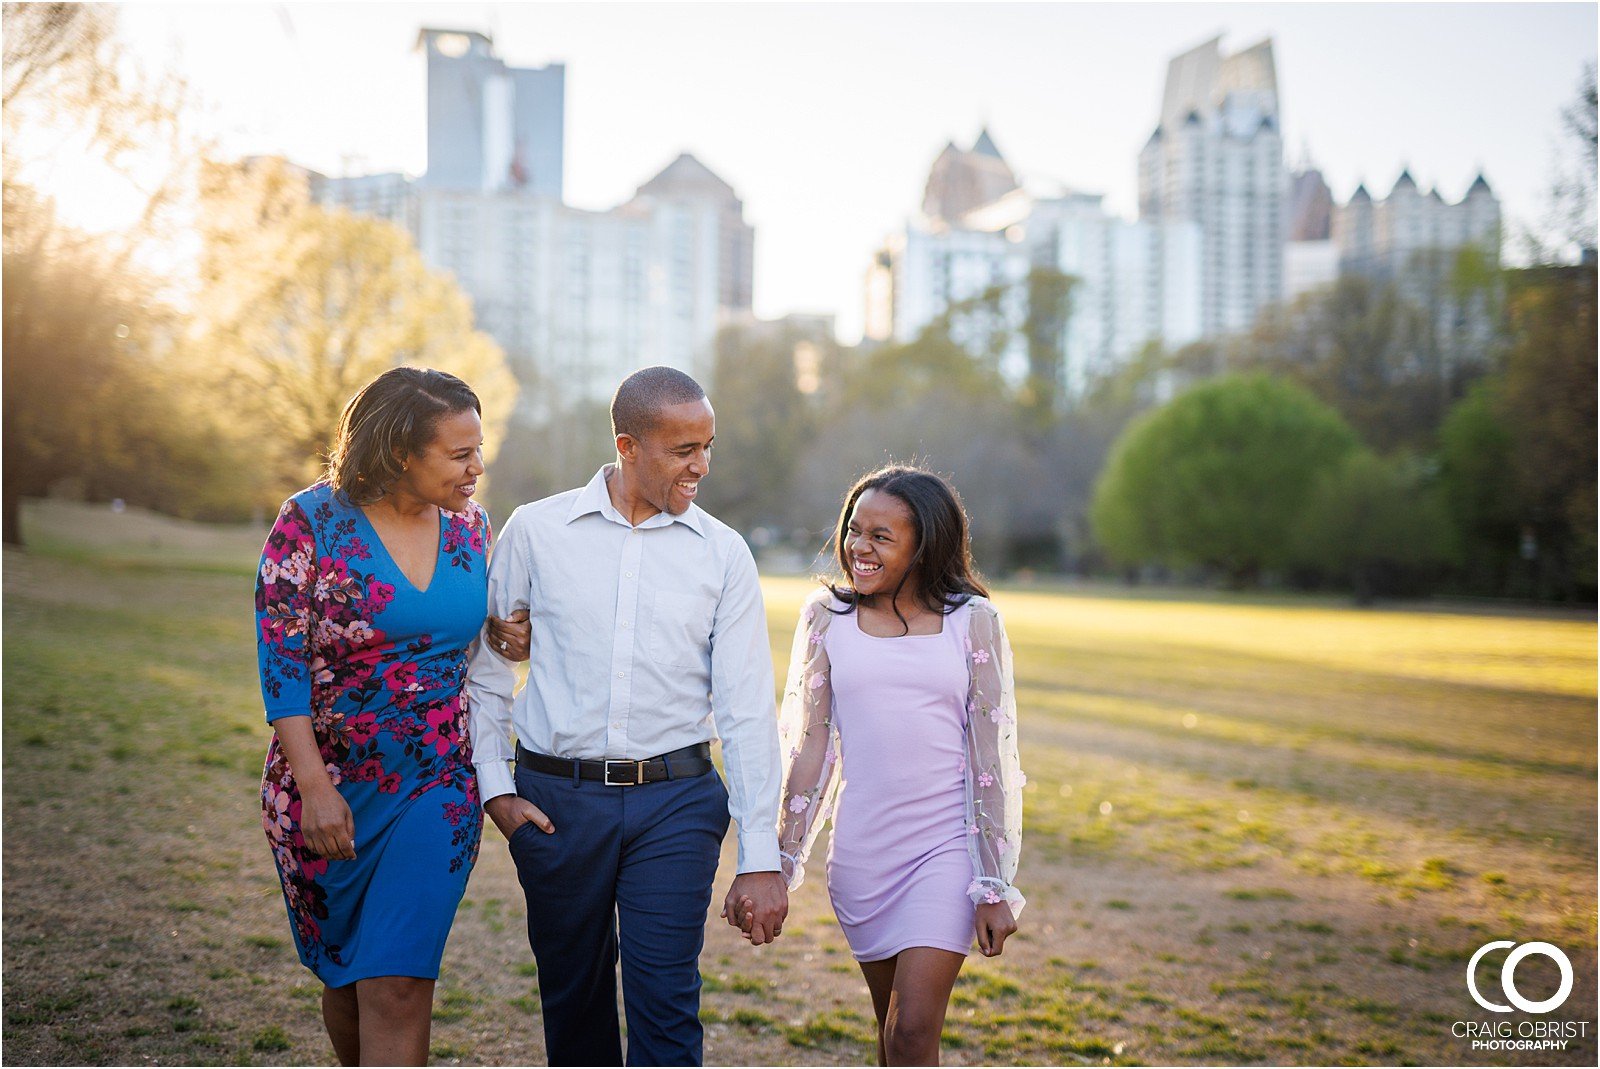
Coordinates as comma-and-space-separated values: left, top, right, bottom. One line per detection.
773, 465, 1024, 1066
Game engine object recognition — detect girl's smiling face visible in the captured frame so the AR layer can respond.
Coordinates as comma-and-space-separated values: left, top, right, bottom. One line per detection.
844, 488, 919, 598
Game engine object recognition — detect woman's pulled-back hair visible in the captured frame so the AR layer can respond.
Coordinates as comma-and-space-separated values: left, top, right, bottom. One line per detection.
826, 464, 989, 634
326, 367, 481, 506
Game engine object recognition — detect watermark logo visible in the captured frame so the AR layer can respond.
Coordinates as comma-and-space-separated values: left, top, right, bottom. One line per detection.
1467, 940, 1573, 1014
1451, 940, 1589, 1053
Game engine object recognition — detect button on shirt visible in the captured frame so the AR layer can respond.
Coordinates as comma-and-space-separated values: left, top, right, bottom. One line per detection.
466, 465, 781, 873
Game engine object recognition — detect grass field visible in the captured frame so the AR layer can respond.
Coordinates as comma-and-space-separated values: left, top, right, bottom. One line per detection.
3, 500, 1595, 1066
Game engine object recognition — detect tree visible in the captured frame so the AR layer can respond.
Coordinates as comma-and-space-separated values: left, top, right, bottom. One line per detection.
1437, 378, 1520, 594
1243, 274, 1468, 452
1, 3, 201, 544
1497, 266, 1597, 597
1289, 451, 1454, 603
1542, 64, 1597, 262
1090, 374, 1360, 585
695, 318, 829, 535
1020, 267, 1074, 420
187, 163, 516, 498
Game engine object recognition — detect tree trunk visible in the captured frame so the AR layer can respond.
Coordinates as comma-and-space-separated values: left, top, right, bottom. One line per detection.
3, 486, 24, 548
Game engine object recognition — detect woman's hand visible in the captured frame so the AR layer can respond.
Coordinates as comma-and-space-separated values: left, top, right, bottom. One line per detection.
299, 780, 357, 861
975, 901, 1017, 957
486, 609, 532, 661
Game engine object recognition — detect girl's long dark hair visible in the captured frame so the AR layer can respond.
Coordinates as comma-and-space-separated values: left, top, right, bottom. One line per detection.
825, 465, 989, 635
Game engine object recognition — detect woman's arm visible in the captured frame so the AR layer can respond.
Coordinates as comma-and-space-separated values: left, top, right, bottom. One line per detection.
256, 498, 354, 861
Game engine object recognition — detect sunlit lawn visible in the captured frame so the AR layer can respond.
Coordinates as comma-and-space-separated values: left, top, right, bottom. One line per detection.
3, 501, 1595, 1066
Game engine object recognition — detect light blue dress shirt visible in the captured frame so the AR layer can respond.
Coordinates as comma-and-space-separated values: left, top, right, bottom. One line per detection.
466, 465, 782, 873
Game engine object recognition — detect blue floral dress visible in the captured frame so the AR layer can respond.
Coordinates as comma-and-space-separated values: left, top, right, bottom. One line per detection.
255, 482, 487, 986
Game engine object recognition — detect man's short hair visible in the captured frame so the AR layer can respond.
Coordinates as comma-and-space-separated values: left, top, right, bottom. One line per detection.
610, 366, 707, 440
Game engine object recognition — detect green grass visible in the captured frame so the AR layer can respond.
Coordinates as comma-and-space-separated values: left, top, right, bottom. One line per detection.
4, 501, 1596, 1067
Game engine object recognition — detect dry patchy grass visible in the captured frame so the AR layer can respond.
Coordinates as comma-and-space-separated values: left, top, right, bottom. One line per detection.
3, 503, 1595, 1065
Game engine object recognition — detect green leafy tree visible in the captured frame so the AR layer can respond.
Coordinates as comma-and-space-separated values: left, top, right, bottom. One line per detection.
1498, 266, 1597, 596
1289, 451, 1455, 603
1091, 374, 1361, 585
1437, 379, 1519, 593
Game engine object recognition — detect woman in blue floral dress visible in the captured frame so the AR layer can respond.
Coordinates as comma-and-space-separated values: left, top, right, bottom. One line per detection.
256, 368, 528, 1066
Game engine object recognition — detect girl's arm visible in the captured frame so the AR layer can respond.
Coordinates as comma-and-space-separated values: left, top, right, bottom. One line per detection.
964, 598, 1025, 916
774, 590, 842, 891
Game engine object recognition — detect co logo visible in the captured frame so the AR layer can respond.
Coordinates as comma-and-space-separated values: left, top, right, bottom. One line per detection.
1467, 941, 1574, 1014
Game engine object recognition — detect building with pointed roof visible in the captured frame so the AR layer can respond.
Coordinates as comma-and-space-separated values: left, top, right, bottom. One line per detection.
1332, 167, 1501, 281
1285, 164, 1339, 300
1137, 35, 1286, 336
864, 128, 1202, 401
920, 130, 1021, 225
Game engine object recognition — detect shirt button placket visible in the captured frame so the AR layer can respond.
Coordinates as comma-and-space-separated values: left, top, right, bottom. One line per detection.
608, 527, 642, 755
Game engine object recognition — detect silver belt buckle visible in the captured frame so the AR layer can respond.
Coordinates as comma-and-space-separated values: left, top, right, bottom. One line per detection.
604, 759, 640, 786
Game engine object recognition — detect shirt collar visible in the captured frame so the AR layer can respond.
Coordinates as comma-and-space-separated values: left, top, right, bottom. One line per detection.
566, 464, 707, 537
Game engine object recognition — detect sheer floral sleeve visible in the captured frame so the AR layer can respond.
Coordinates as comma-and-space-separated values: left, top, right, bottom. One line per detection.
775, 589, 841, 891
964, 597, 1025, 915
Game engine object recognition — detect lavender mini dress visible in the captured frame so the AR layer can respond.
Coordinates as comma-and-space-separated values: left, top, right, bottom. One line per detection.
822, 604, 976, 961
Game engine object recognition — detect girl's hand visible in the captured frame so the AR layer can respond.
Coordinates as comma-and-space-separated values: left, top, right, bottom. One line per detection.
300, 780, 357, 861
975, 901, 1017, 956
486, 609, 532, 660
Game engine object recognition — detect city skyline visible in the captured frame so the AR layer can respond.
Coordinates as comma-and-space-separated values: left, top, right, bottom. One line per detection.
108, 2, 1600, 341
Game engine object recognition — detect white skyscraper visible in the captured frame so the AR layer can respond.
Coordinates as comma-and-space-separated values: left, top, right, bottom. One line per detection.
1137, 36, 1286, 336
865, 132, 1200, 401
417, 29, 564, 198
312, 29, 753, 412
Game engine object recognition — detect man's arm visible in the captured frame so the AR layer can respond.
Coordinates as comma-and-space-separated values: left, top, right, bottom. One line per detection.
708, 537, 787, 944
466, 507, 554, 839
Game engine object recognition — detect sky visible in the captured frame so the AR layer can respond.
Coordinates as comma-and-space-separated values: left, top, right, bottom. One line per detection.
109, 1, 1598, 342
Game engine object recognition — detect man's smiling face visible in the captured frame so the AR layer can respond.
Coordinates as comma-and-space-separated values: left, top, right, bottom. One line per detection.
620, 397, 715, 517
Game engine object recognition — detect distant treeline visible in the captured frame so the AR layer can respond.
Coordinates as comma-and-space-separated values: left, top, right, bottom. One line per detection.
491, 259, 1595, 604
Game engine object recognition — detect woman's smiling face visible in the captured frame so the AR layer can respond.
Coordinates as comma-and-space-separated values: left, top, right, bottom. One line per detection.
391, 407, 484, 512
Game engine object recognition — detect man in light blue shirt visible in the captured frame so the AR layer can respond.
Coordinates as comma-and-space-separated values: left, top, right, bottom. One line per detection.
466, 367, 786, 1066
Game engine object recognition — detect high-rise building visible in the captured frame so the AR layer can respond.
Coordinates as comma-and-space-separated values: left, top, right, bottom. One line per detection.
417, 28, 564, 198
312, 29, 753, 412
1332, 169, 1502, 373
1333, 169, 1501, 281
1137, 36, 1286, 336
864, 132, 1201, 401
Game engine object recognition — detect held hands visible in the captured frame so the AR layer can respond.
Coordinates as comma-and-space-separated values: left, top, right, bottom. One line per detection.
485, 609, 532, 661
974, 901, 1018, 957
720, 871, 788, 946
299, 780, 357, 862
484, 794, 555, 840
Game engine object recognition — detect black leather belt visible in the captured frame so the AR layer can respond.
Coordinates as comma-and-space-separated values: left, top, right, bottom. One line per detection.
516, 742, 713, 786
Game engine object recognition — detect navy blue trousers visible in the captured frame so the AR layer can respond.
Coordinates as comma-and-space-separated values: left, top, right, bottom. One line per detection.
507, 764, 730, 1067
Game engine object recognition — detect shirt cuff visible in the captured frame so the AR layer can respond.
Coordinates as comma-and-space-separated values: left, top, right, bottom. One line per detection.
474, 758, 516, 804
735, 828, 782, 874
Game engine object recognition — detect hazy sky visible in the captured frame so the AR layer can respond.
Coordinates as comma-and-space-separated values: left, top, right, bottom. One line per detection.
116, 2, 1596, 341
